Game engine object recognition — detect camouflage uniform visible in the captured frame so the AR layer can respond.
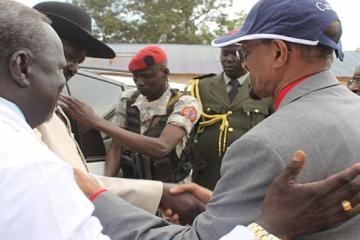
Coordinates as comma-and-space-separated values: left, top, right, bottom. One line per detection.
114, 86, 201, 182
190, 73, 273, 190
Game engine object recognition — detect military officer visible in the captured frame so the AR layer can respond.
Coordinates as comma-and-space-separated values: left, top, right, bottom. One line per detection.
60, 45, 201, 183
188, 44, 273, 190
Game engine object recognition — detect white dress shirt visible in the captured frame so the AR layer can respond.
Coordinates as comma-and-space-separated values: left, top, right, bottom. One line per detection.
223, 72, 249, 93
0, 97, 110, 240
220, 225, 258, 240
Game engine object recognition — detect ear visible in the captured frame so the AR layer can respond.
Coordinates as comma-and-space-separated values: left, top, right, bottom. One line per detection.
8, 50, 31, 88
271, 40, 290, 68
241, 61, 246, 70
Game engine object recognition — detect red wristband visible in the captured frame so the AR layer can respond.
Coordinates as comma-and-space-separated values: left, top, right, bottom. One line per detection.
89, 189, 107, 202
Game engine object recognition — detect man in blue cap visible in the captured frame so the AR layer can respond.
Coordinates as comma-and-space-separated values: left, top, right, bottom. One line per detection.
211, 0, 360, 238
72, 0, 360, 239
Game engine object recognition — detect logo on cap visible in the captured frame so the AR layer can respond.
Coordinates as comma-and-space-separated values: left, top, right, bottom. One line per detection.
316, 2, 332, 11
143, 55, 156, 67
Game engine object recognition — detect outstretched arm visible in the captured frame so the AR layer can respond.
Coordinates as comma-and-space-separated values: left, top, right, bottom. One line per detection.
104, 141, 123, 177
256, 150, 360, 240
74, 150, 360, 240
166, 151, 360, 237
59, 95, 186, 159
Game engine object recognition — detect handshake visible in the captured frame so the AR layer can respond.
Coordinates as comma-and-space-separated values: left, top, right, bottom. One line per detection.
74, 151, 360, 239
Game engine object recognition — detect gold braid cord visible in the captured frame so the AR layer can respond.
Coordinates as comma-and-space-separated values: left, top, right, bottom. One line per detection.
186, 79, 232, 156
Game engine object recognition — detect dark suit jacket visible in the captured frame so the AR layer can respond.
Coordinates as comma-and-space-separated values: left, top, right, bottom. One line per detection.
94, 70, 360, 240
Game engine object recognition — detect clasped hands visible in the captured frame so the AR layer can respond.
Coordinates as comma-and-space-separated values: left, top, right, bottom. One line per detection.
73, 150, 360, 240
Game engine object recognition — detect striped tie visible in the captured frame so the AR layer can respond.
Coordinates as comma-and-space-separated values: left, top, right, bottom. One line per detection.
228, 79, 240, 102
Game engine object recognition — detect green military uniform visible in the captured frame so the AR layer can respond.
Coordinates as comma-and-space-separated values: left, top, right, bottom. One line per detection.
189, 73, 273, 190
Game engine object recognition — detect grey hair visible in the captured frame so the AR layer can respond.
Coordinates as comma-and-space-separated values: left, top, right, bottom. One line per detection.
289, 21, 342, 63
0, 0, 51, 60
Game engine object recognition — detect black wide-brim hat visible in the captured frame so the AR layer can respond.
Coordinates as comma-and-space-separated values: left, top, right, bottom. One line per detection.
33, 1, 115, 59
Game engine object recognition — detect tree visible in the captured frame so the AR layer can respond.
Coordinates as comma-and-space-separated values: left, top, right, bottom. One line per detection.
71, 0, 246, 44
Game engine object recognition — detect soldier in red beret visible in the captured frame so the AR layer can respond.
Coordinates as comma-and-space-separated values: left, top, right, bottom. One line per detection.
61, 45, 201, 183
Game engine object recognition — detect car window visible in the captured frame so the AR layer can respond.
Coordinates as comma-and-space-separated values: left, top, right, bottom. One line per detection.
61, 70, 126, 164
63, 71, 124, 117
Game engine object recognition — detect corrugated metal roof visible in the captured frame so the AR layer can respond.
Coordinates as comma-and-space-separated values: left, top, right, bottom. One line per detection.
112, 44, 222, 73
84, 43, 222, 74
83, 44, 360, 77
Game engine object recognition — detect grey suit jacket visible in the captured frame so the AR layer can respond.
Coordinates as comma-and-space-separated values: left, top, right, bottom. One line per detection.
93, 70, 360, 240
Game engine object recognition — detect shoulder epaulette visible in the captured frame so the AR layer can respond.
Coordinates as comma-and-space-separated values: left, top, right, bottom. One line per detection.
121, 88, 138, 100
193, 73, 216, 80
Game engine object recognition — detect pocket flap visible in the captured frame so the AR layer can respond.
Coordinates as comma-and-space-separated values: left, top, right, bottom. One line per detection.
242, 102, 269, 115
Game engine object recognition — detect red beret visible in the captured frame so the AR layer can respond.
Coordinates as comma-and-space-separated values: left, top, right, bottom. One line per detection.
128, 46, 167, 72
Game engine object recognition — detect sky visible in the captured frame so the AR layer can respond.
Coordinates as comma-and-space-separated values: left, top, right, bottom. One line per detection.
18, 0, 360, 50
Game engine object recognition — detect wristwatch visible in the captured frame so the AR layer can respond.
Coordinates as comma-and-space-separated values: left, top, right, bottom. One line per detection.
247, 223, 282, 240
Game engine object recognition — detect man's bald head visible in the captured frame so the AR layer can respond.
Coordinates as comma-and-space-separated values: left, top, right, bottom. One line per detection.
0, 0, 51, 61
0, 0, 66, 128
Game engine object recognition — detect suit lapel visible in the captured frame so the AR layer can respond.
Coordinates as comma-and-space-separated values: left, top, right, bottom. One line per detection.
208, 74, 232, 108
279, 70, 341, 110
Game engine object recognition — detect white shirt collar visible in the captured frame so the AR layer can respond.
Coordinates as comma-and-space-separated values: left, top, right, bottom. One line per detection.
223, 72, 249, 86
0, 97, 26, 121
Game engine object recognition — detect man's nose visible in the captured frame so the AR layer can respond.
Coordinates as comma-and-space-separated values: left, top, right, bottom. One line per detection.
135, 77, 145, 86
63, 62, 79, 80
225, 55, 236, 62
67, 62, 79, 75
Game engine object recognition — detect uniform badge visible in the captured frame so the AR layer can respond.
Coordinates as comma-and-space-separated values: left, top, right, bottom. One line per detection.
181, 107, 198, 123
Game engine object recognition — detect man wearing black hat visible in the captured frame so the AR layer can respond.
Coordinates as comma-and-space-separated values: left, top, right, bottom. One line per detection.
34, 1, 114, 59
33, 1, 205, 219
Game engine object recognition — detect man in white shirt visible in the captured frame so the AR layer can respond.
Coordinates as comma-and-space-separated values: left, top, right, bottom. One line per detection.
0, 1, 111, 239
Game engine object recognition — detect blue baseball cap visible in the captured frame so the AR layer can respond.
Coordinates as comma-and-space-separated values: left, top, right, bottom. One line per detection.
212, 0, 344, 61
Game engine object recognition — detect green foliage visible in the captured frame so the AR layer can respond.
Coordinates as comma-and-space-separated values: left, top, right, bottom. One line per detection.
71, 0, 246, 44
